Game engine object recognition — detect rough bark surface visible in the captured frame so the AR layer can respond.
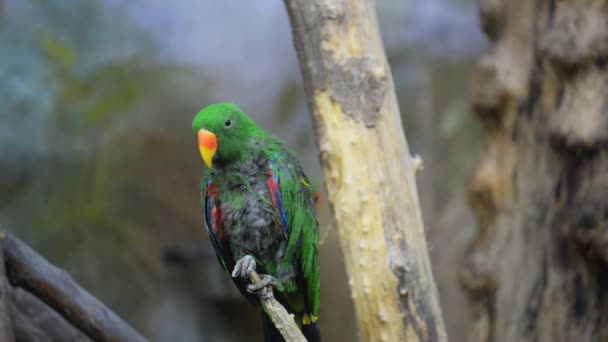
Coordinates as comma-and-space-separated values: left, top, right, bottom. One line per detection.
283, 1, 447, 341
1, 231, 148, 342
461, 0, 608, 340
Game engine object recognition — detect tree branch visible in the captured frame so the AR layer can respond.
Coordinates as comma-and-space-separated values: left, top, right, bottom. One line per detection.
0, 237, 14, 341
249, 271, 306, 342
283, 0, 447, 340
0, 230, 148, 342
8, 285, 91, 341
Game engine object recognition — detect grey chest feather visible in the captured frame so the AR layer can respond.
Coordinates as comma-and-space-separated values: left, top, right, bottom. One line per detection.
220, 170, 285, 263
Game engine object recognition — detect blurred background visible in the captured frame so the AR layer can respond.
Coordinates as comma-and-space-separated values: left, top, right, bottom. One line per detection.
0, 0, 485, 341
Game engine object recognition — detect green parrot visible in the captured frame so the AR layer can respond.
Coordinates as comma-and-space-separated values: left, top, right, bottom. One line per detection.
192, 103, 321, 342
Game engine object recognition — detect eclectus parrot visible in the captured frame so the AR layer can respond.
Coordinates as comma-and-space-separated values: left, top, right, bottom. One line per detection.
192, 103, 321, 342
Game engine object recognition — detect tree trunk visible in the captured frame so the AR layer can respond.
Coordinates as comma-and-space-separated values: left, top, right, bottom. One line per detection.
461, 0, 608, 341
283, 1, 447, 341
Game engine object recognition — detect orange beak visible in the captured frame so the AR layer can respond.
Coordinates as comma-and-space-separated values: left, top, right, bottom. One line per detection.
198, 129, 217, 169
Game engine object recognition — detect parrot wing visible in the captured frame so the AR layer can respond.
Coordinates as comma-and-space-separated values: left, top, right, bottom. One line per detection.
202, 175, 233, 272
202, 175, 258, 304
267, 153, 320, 319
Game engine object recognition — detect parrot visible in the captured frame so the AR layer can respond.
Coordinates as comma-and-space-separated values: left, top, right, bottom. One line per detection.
192, 103, 321, 342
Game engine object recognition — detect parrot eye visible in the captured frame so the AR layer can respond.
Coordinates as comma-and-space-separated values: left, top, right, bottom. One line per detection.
224, 119, 232, 128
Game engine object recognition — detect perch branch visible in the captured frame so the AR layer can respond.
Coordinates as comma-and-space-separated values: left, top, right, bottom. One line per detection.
0, 230, 148, 342
248, 271, 307, 342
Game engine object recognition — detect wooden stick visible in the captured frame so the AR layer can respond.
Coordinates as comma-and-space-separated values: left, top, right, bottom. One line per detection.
249, 271, 307, 342
0, 231, 148, 342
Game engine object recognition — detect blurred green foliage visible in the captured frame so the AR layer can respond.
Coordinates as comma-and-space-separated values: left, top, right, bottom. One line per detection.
0, 1, 225, 340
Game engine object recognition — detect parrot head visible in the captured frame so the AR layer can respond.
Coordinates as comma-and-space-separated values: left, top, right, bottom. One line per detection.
192, 103, 258, 169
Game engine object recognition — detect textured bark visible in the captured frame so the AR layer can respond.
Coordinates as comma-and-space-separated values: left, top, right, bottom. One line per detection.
461, 0, 608, 340
1, 231, 147, 342
283, 1, 447, 341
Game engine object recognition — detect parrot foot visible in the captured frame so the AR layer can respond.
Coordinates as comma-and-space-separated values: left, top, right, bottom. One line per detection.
247, 274, 281, 297
232, 255, 257, 278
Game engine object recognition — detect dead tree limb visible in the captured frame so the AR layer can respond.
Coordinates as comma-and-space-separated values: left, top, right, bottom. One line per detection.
283, 0, 447, 340
0, 239, 14, 342
249, 271, 306, 342
0, 231, 148, 342
8, 286, 90, 341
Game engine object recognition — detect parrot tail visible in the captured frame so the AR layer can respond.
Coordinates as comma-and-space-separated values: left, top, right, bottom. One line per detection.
261, 312, 322, 342
302, 321, 321, 342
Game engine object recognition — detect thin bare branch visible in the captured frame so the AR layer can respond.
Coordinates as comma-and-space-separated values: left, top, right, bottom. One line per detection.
249, 271, 307, 342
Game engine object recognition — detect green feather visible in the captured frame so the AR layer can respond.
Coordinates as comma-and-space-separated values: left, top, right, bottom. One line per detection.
194, 103, 321, 328
268, 152, 320, 317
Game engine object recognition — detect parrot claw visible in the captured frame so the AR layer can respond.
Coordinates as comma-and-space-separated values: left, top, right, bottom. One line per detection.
247, 274, 281, 295
232, 255, 256, 278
